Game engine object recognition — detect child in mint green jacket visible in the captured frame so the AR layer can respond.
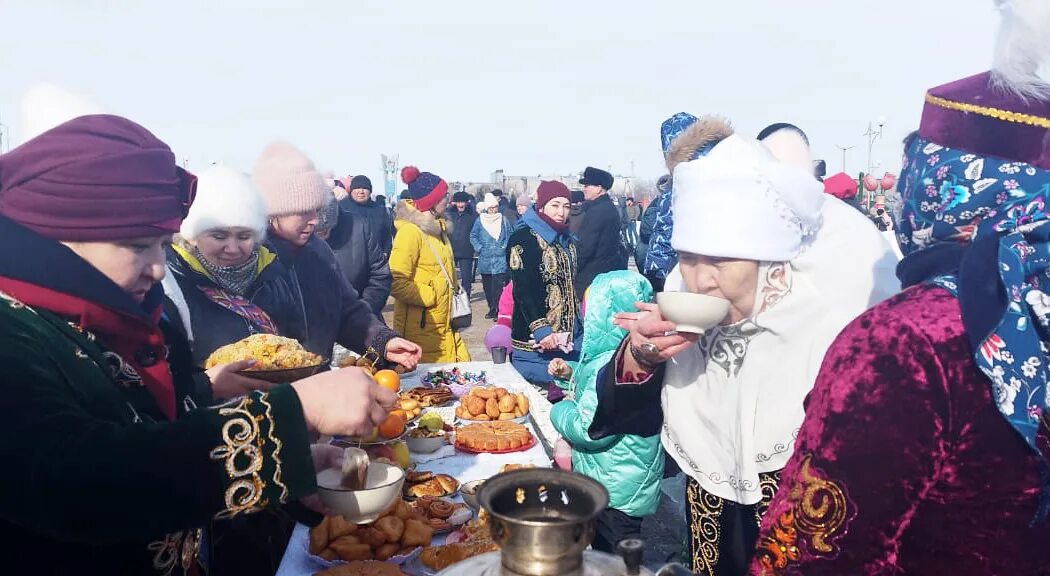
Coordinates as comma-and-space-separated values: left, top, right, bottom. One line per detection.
549, 270, 664, 554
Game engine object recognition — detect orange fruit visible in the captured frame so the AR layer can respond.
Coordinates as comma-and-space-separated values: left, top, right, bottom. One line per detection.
374, 369, 401, 392
378, 412, 406, 439
389, 408, 409, 422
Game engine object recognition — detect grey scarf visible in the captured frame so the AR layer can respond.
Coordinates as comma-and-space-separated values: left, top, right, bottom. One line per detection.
193, 246, 261, 296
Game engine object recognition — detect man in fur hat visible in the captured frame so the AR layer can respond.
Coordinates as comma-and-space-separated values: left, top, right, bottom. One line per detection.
574, 167, 627, 298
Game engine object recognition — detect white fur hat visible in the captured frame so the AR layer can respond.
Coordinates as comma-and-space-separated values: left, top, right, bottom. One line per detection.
671, 135, 825, 261
180, 165, 268, 240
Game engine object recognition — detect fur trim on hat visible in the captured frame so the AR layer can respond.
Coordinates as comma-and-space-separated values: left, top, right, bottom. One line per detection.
180, 165, 268, 240
394, 199, 448, 237
665, 116, 734, 174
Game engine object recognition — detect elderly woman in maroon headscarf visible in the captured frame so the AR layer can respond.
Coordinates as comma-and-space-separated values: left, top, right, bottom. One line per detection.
0, 114, 398, 574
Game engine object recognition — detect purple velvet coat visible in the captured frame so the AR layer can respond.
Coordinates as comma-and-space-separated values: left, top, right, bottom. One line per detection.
750, 285, 1050, 575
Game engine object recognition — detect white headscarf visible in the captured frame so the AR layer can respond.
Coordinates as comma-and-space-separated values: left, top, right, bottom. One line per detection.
660, 135, 900, 504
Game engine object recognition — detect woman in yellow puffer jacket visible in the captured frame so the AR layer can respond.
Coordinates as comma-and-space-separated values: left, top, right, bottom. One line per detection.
388, 166, 470, 363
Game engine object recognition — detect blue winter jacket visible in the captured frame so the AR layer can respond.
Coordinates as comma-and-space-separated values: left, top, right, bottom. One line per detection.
469, 216, 512, 275
644, 189, 676, 279
549, 270, 664, 517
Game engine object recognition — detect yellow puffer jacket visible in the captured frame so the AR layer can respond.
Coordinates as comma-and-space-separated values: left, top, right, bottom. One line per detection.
389, 200, 471, 363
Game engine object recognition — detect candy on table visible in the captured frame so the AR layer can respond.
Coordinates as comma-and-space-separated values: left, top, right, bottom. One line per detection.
421, 367, 489, 397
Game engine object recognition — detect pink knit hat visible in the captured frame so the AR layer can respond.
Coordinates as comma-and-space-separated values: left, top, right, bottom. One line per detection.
252, 140, 328, 216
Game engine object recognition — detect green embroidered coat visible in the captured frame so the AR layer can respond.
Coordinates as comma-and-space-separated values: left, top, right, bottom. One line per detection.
0, 290, 315, 575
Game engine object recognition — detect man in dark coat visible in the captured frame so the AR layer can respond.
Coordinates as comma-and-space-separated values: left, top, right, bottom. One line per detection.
574, 166, 627, 298
446, 191, 478, 298
325, 207, 393, 316
340, 175, 394, 256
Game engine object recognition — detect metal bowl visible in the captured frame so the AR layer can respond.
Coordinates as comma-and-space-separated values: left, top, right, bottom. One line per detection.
477, 468, 609, 576
459, 478, 485, 512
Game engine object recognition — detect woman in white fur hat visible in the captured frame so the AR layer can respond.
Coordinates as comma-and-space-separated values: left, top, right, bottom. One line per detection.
163, 165, 301, 400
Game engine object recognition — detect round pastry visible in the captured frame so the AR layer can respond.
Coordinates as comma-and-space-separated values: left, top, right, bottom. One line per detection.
428, 499, 454, 519
472, 386, 497, 400
464, 395, 486, 416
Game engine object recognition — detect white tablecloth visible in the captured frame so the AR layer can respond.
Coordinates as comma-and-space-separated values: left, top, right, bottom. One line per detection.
276, 361, 555, 576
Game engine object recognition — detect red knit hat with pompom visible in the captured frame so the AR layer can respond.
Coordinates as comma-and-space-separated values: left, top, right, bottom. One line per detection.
401, 165, 448, 212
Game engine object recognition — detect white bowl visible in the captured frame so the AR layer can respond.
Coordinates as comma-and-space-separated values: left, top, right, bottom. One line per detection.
316, 462, 405, 524
656, 292, 730, 334
406, 430, 448, 454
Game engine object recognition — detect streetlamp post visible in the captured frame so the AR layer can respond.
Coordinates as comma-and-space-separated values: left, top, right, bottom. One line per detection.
864, 116, 886, 176
834, 144, 855, 173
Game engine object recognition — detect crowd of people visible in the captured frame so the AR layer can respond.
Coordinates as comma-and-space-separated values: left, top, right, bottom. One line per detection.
2, 4, 1050, 574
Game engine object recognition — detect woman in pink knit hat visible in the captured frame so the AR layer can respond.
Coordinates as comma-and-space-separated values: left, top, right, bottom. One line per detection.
252, 140, 422, 371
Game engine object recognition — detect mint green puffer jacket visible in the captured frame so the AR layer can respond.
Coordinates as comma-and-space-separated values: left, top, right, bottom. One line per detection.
549, 270, 664, 517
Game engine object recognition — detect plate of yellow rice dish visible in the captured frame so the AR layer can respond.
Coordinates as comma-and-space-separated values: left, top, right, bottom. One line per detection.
205, 334, 325, 383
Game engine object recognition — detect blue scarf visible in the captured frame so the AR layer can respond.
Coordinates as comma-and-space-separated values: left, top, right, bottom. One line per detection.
897, 135, 1050, 522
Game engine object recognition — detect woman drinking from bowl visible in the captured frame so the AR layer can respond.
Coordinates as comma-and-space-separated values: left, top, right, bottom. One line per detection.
163, 165, 302, 401
0, 113, 398, 575
588, 121, 899, 575
508, 181, 582, 400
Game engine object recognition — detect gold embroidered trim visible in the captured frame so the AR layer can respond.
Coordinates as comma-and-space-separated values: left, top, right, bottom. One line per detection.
754, 469, 783, 526
259, 393, 289, 503
210, 396, 266, 518
754, 455, 852, 575
793, 456, 849, 553
925, 93, 1050, 129
509, 245, 523, 271
147, 528, 202, 575
686, 478, 723, 576
529, 318, 550, 333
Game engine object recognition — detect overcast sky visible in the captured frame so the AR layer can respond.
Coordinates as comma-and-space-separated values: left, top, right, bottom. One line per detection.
1, 0, 998, 188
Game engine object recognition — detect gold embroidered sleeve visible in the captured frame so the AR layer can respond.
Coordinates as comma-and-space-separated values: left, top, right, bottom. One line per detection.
209, 386, 314, 519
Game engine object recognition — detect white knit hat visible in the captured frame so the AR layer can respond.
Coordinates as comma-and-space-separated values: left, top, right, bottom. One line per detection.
180, 165, 268, 240
477, 192, 501, 212
251, 140, 328, 216
671, 135, 825, 261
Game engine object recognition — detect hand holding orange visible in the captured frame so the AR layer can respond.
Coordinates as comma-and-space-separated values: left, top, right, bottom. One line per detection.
374, 369, 401, 393
378, 411, 406, 439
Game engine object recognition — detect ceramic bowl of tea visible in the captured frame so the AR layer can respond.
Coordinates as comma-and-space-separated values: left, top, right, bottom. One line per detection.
316, 462, 405, 524
655, 292, 730, 334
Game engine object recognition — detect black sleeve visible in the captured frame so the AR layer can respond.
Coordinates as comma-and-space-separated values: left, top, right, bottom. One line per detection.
0, 326, 315, 544
588, 341, 666, 439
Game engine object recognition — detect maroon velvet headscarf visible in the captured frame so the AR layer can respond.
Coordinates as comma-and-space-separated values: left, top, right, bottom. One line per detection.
0, 114, 196, 241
